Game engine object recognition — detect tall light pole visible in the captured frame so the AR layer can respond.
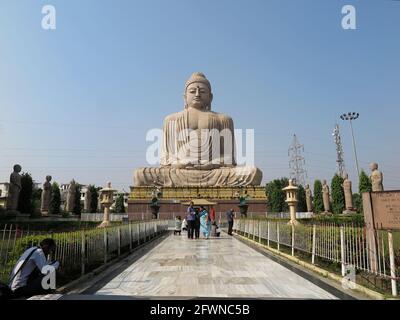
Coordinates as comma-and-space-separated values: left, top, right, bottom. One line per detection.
340, 112, 360, 178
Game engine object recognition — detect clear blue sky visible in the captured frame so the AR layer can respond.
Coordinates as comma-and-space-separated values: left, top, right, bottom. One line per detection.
0, 0, 399, 191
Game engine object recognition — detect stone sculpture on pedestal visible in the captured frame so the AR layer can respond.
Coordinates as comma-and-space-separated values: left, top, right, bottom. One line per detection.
283, 179, 299, 225
342, 173, 355, 214
98, 182, 116, 228
305, 184, 313, 213
41, 175, 52, 214
322, 179, 331, 214
66, 179, 76, 213
84, 186, 91, 212
370, 162, 384, 192
7, 164, 22, 211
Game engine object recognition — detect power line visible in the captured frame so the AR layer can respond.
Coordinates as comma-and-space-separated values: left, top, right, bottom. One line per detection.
288, 134, 307, 186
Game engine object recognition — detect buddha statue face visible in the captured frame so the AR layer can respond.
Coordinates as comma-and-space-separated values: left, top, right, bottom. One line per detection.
184, 82, 213, 111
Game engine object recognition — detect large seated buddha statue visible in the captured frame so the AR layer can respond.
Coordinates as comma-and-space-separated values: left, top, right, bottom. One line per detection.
134, 72, 262, 187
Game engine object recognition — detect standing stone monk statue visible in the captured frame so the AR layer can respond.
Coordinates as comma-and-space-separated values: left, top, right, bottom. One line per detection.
41, 175, 52, 213
305, 184, 313, 213
322, 179, 331, 214
134, 72, 262, 187
66, 179, 76, 213
7, 164, 22, 211
370, 162, 384, 192
342, 173, 354, 213
84, 186, 92, 212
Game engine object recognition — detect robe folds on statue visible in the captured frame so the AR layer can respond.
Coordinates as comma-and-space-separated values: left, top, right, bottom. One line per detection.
134, 166, 262, 187
160, 109, 236, 167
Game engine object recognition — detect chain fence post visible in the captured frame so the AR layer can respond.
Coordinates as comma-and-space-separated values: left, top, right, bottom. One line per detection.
81, 231, 86, 276
312, 224, 316, 265
340, 225, 346, 277
388, 230, 398, 297
103, 228, 108, 264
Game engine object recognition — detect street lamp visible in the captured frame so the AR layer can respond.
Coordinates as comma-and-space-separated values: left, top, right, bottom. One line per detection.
340, 112, 360, 178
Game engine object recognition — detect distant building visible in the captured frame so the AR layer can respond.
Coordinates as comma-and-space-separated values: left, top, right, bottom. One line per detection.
58, 183, 128, 212
0, 182, 9, 208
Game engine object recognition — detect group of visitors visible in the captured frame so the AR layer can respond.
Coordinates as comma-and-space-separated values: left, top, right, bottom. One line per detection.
174, 202, 235, 239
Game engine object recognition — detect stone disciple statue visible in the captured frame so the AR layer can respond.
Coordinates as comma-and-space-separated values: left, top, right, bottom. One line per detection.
370, 162, 384, 192
322, 180, 331, 213
41, 175, 52, 213
7, 164, 22, 211
342, 173, 354, 212
305, 184, 313, 213
134, 72, 262, 187
84, 186, 92, 212
66, 179, 76, 213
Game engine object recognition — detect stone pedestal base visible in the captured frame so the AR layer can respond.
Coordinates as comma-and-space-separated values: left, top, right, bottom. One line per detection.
128, 186, 267, 219
342, 210, 357, 215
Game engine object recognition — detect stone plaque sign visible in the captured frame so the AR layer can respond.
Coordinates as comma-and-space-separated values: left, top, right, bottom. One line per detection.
370, 191, 400, 230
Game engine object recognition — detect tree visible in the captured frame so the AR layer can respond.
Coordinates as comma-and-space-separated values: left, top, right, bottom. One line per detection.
359, 170, 372, 194
89, 185, 99, 213
297, 185, 307, 212
331, 174, 345, 214
356, 170, 372, 213
73, 184, 82, 215
313, 180, 324, 213
17, 172, 34, 215
266, 178, 289, 213
49, 182, 61, 214
32, 187, 42, 216
115, 193, 126, 213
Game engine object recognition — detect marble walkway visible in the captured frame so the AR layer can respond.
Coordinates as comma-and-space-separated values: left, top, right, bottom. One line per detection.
95, 233, 337, 299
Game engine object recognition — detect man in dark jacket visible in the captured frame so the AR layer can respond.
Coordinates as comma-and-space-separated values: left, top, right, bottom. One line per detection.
186, 201, 196, 239
226, 209, 235, 235
194, 208, 201, 239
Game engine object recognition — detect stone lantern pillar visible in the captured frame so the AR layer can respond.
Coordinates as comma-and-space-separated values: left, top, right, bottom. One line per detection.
283, 179, 299, 225
98, 182, 116, 228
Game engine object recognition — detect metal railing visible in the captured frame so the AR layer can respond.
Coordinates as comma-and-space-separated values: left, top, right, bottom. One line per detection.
0, 220, 169, 285
80, 213, 129, 222
234, 219, 400, 296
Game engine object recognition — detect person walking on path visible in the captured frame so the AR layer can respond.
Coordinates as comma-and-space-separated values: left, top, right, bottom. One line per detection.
186, 201, 196, 239
226, 209, 235, 236
194, 208, 201, 239
199, 206, 211, 239
209, 206, 216, 223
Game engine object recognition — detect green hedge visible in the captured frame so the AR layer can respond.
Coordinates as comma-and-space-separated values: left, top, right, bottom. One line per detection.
0, 221, 121, 232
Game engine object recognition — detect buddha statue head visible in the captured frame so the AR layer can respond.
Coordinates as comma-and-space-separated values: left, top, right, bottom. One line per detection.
183, 72, 213, 111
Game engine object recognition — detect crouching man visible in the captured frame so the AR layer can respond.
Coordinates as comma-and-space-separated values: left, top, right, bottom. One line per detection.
9, 238, 59, 299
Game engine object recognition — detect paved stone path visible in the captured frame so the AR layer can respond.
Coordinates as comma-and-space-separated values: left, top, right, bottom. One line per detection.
95, 234, 338, 299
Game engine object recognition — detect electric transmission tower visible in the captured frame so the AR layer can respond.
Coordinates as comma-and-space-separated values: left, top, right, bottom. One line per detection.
288, 134, 307, 186
332, 124, 346, 177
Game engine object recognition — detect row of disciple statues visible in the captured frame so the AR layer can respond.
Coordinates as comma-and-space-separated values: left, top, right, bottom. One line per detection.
5, 165, 96, 214
304, 163, 384, 214
4, 162, 384, 216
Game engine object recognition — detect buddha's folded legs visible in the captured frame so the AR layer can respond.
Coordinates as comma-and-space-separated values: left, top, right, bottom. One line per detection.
133, 166, 262, 187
